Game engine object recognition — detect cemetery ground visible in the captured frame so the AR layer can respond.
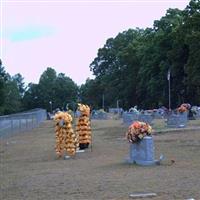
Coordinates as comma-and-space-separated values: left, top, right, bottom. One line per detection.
1, 119, 200, 200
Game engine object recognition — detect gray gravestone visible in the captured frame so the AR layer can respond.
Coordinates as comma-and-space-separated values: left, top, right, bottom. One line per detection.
138, 114, 154, 125
179, 112, 188, 127
167, 112, 188, 128
153, 110, 163, 119
194, 110, 200, 119
122, 112, 139, 126
91, 111, 108, 120
128, 136, 156, 166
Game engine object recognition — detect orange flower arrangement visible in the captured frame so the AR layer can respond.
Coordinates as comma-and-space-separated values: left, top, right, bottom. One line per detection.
177, 103, 191, 113
54, 112, 78, 157
126, 121, 152, 143
76, 103, 92, 149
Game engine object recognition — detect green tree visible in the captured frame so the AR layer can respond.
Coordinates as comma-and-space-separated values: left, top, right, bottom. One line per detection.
22, 83, 40, 110
79, 78, 104, 109
3, 75, 22, 114
38, 67, 57, 111
23, 68, 78, 112
53, 73, 78, 110
12, 73, 25, 97
90, 29, 143, 109
182, 0, 200, 104
0, 59, 7, 114
88, 2, 200, 109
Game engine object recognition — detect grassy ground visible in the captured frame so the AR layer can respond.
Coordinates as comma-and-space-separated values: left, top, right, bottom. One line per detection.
152, 118, 200, 132
0, 119, 200, 200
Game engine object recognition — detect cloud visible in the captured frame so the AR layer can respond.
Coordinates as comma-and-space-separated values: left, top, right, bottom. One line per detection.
7, 25, 55, 42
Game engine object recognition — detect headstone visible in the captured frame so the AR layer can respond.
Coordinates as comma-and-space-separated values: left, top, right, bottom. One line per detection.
167, 112, 188, 128
98, 112, 108, 119
193, 109, 200, 119
152, 109, 164, 119
138, 114, 154, 125
91, 111, 108, 120
188, 110, 195, 120
129, 193, 157, 198
122, 112, 139, 126
128, 136, 156, 166
109, 108, 123, 114
179, 112, 188, 127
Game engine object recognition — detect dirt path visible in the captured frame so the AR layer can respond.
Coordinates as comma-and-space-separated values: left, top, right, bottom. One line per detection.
1, 119, 200, 200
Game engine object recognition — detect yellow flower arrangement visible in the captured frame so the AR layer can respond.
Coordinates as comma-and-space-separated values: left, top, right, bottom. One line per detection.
177, 103, 191, 113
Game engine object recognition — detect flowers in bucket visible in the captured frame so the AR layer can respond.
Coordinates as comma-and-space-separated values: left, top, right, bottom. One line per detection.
126, 121, 152, 143
177, 103, 191, 113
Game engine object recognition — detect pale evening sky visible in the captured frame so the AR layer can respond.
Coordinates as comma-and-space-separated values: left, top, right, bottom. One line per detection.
1, 0, 189, 86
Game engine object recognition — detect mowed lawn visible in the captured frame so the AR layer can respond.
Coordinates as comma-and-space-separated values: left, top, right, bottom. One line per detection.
1, 119, 200, 200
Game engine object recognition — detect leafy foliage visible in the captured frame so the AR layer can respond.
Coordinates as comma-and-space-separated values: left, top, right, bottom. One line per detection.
0, 65, 78, 115
23, 68, 78, 112
81, 1, 200, 110
0, 59, 7, 112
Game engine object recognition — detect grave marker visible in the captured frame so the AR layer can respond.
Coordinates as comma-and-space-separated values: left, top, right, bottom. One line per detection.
128, 136, 157, 166
167, 112, 188, 128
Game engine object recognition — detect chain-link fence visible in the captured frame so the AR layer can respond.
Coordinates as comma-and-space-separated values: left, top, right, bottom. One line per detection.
0, 109, 47, 138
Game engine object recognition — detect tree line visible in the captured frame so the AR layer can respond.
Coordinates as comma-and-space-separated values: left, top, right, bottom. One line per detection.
0, 64, 78, 115
81, 0, 200, 110
0, 0, 199, 115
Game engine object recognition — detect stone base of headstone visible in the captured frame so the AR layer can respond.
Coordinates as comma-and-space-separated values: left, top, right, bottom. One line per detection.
129, 193, 157, 198
64, 155, 71, 159
127, 136, 157, 166
76, 149, 85, 153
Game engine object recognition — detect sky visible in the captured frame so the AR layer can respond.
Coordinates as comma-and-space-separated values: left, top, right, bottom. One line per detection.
1, 0, 190, 86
